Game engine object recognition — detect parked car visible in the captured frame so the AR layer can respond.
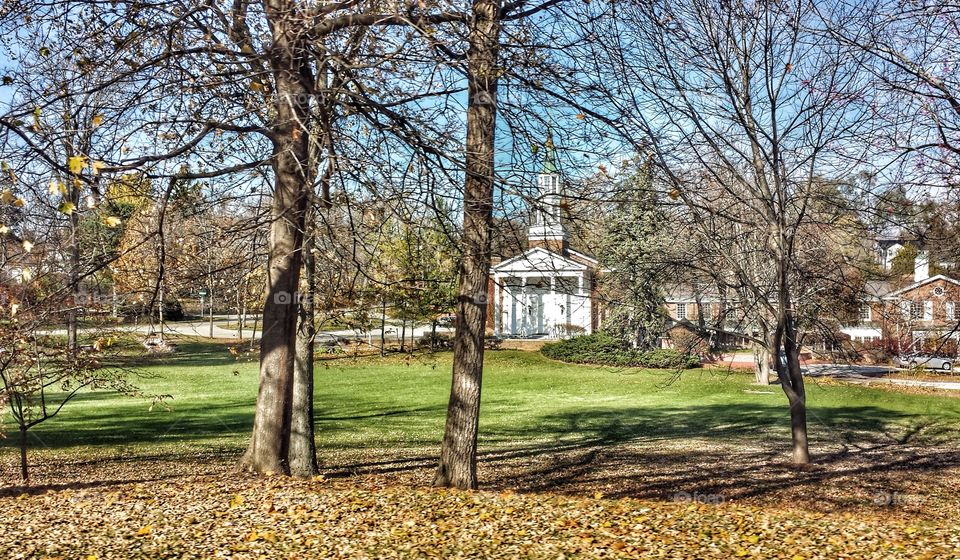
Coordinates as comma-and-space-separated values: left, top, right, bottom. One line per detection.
896, 353, 954, 372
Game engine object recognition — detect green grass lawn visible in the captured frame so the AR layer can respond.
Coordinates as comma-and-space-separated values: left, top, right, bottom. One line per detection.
6, 338, 960, 461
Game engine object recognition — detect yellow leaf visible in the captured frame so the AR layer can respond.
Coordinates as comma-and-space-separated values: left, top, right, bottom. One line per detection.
58, 201, 76, 215
68, 155, 87, 174
668, 188, 681, 200
103, 216, 122, 228
136, 524, 152, 536
91, 160, 105, 175
13, 197, 24, 207
593, 491, 604, 500
10, 302, 19, 316
19, 268, 32, 282
0, 188, 14, 204
229, 494, 245, 508
0, 224, 9, 234
91, 114, 104, 127
21, 240, 33, 252
87, 555, 98, 560
48, 180, 66, 195
575, 113, 586, 119
250, 81, 265, 92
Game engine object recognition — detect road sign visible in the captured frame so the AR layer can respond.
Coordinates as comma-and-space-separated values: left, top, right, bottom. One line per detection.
198, 288, 209, 297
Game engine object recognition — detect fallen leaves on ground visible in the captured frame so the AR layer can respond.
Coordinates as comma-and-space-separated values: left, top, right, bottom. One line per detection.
2, 448, 960, 559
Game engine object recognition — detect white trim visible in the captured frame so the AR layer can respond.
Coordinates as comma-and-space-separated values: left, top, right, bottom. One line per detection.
882, 275, 960, 299
676, 302, 687, 320
491, 247, 588, 274
840, 327, 883, 339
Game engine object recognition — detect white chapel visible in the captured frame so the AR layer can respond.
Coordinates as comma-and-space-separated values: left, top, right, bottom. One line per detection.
488, 136, 602, 339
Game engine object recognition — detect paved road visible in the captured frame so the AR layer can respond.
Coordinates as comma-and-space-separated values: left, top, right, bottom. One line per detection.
40, 316, 449, 345
802, 363, 960, 391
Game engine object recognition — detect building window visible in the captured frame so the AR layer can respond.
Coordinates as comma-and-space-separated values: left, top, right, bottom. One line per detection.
948, 302, 957, 322
676, 303, 687, 320
910, 301, 924, 320
859, 304, 871, 323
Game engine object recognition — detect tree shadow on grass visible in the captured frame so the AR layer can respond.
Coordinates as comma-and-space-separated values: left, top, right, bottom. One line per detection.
5, 395, 959, 517
322, 402, 960, 514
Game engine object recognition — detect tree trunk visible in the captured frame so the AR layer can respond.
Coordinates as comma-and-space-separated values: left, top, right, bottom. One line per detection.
434, 0, 500, 490
66, 176, 81, 352
237, 289, 244, 340
19, 426, 28, 481
400, 319, 406, 352
289, 213, 318, 478
775, 314, 810, 464
239, 16, 313, 474
380, 299, 387, 356
753, 343, 771, 385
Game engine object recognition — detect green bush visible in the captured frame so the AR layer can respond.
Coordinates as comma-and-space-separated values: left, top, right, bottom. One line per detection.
417, 333, 453, 350
541, 333, 699, 369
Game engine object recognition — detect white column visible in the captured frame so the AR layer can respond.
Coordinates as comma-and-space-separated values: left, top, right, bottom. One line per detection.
521, 277, 528, 336
580, 274, 592, 334
493, 277, 501, 337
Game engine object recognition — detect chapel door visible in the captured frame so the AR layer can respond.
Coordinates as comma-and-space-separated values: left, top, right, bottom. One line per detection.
529, 289, 546, 335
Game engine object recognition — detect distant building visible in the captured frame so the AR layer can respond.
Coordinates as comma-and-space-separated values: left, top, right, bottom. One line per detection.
840, 257, 960, 350
488, 135, 603, 338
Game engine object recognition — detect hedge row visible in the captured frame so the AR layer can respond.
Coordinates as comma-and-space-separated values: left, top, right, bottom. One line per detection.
541, 332, 700, 369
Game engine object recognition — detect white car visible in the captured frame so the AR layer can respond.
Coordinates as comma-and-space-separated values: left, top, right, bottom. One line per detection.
896, 354, 953, 372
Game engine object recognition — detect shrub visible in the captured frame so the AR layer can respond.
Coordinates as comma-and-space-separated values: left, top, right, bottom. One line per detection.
669, 327, 710, 356
541, 333, 699, 369
418, 333, 453, 350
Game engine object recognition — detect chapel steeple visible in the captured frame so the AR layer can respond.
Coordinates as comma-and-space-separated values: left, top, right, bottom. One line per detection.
528, 131, 568, 253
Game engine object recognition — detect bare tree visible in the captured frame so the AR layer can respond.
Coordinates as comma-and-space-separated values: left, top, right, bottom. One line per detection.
580, 0, 875, 463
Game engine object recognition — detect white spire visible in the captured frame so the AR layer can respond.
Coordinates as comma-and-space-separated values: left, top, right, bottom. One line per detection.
528, 133, 566, 247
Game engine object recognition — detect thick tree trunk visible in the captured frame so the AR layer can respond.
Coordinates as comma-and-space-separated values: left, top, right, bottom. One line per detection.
434, 0, 500, 490
787, 387, 809, 463
289, 217, 318, 478
239, 13, 313, 474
